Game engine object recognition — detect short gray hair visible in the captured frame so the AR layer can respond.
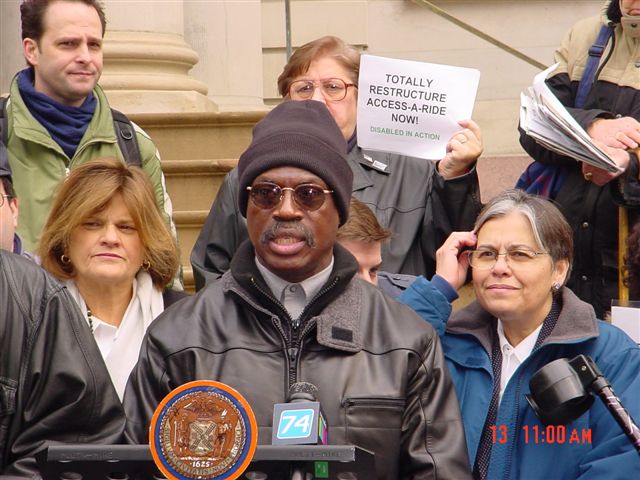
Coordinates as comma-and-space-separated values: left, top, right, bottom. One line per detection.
475, 189, 573, 274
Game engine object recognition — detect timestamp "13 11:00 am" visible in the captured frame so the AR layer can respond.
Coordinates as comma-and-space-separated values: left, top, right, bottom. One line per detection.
491, 424, 593, 444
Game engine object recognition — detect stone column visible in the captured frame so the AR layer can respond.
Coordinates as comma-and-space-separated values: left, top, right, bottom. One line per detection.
0, 0, 23, 96
183, 0, 267, 112
101, 0, 215, 113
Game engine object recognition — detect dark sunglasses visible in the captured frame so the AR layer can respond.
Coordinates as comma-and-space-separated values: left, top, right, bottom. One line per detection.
246, 181, 333, 211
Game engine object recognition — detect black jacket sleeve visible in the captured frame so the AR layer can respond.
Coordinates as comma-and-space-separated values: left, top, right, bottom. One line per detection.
423, 166, 481, 274
401, 326, 472, 479
611, 151, 640, 208
190, 168, 247, 291
1, 254, 125, 477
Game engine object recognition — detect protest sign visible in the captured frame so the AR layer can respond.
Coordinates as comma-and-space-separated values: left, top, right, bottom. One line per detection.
357, 54, 480, 160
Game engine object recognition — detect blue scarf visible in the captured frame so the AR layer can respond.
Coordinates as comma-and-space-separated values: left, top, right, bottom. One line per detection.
17, 68, 96, 160
515, 162, 568, 199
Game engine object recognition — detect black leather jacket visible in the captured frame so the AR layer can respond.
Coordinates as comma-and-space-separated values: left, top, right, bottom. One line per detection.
0, 251, 125, 478
190, 145, 481, 290
125, 242, 471, 479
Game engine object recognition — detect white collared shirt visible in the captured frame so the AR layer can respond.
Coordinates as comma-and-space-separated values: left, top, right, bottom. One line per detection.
256, 256, 334, 321
65, 271, 164, 400
497, 320, 542, 403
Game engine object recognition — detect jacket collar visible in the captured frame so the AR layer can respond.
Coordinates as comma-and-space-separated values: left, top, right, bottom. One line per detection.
347, 146, 393, 193
9, 74, 116, 151
348, 132, 393, 175
447, 287, 599, 353
225, 239, 363, 352
604, 0, 621, 25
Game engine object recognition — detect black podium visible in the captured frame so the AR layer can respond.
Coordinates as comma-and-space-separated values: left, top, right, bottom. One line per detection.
36, 444, 376, 479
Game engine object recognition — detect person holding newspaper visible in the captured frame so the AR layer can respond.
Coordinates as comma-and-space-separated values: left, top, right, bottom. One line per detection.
518, 0, 640, 318
191, 35, 483, 289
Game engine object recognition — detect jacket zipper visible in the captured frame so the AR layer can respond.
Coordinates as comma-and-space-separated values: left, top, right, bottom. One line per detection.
250, 275, 341, 393
294, 275, 340, 331
341, 397, 406, 409
74, 135, 117, 158
249, 277, 298, 394
288, 318, 318, 387
287, 276, 340, 386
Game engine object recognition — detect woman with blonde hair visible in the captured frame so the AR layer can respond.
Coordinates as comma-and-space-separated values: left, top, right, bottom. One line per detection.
39, 158, 184, 399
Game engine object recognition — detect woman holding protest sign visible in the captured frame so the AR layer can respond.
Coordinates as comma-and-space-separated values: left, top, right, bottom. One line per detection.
191, 35, 484, 289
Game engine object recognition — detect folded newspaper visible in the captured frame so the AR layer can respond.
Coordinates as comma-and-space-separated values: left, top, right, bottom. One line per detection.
520, 63, 621, 173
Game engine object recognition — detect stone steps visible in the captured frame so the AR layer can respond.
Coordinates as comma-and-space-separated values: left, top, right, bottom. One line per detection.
130, 111, 264, 291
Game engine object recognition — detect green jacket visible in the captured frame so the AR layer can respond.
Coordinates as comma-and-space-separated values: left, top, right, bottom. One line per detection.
4, 76, 174, 251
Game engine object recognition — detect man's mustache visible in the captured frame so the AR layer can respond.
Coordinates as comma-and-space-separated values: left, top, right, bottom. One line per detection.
260, 221, 316, 248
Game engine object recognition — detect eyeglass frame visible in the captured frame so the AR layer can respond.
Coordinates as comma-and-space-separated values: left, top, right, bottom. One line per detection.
246, 182, 334, 212
463, 247, 550, 270
287, 77, 358, 101
0, 194, 13, 208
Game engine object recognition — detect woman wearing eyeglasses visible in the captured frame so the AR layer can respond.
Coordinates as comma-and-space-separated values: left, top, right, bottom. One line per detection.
399, 189, 640, 479
38, 158, 185, 401
192, 35, 484, 290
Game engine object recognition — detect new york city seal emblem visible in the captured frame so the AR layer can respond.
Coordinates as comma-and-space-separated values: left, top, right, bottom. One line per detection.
150, 381, 257, 479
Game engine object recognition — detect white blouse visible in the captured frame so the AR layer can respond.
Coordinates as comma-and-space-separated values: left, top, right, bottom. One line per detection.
65, 271, 164, 400
497, 319, 542, 403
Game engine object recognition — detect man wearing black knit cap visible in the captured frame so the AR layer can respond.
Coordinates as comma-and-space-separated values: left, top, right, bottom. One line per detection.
124, 100, 471, 479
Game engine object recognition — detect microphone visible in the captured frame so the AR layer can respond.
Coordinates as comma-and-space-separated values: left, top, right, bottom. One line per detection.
272, 382, 328, 445
526, 354, 640, 454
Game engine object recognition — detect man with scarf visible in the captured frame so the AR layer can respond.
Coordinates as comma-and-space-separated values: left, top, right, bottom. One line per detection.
518, 0, 640, 318
2, 0, 174, 253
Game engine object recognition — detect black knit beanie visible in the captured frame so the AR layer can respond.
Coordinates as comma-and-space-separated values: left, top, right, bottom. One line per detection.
238, 100, 353, 225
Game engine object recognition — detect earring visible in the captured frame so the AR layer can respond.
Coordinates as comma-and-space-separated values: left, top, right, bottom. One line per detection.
60, 254, 71, 265
142, 260, 151, 271
552, 282, 561, 293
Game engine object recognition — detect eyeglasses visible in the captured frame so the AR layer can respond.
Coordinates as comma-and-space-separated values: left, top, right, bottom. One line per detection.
0, 194, 12, 208
288, 78, 357, 101
246, 182, 334, 211
464, 248, 549, 270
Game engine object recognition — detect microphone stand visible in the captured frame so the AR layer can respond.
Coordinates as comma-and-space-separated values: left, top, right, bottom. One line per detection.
569, 355, 640, 454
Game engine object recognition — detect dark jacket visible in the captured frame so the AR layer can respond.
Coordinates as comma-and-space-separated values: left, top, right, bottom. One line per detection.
518, 0, 640, 317
190, 145, 481, 290
125, 242, 471, 479
378, 271, 417, 298
0, 251, 125, 478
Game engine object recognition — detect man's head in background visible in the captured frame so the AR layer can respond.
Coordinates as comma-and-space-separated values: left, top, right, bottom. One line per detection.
337, 197, 391, 285
0, 145, 19, 252
21, 0, 106, 106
